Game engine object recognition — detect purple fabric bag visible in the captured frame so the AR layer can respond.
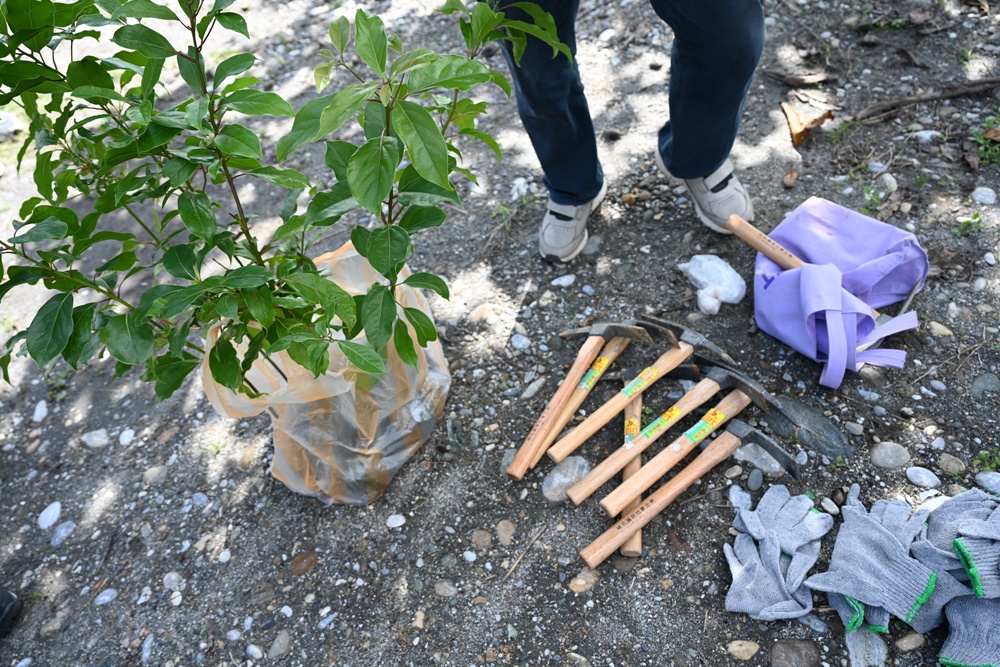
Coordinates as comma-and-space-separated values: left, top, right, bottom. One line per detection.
754, 197, 929, 388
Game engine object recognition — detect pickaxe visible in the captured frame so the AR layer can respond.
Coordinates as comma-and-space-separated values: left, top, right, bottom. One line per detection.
546, 322, 732, 463
506, 320, 653, 481
578, 420, 799, 568
619, 367, 644, 558
565, 364, 776, 506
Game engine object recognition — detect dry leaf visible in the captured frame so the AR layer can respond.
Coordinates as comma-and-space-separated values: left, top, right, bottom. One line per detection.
983, 128, 1000, 142
781, 102, 834, 147
289, 550, 318, 575
782, 169, 800, 189
964, 138, 981, 172
621, 192, 638, 206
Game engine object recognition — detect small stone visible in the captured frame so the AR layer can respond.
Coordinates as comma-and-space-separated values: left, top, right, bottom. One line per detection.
81, 428, 110, 448
143, 466, 168, 486
386, 514, 406, 529
724, 465, 742, 479
542, 456, 591, 502
971, 373, 1000, 401
928, 321, 953, 337
727, 640, 760, 661
564, 653, 591, 667
844, 623, 889, 664
267, 630, 291, 660
463, 550, 476, 563
496, 520, 515, 547
520, 377, 546, 400
169, 591, 182, 606
509, 334, 531, 351
50, 520, 76, 547
218, 549, 231, 563
471, 529, 492, 550
38, 501, 61, 529
747, 469, 764, 492
39, 611, 68, 637
434, 581, 458, 597
820, 498, 839, 515
191, 492, 209, 507
119, 429, 135, 446
986, 252, 997, 267
412, 610, 425, 629
32, 400, 48, 422
550, 275, 576, 287
976, 471, 1000, 494
938, 453, 966, 476
568, 568, 598, 593
226, 630, 242, 641
137, 587, 152, 604
289, 551, 318, 575
796, 613, 828, 634
94, 589, 118, 606
141, 634, 154, 663
246, 645, 263, 660
870, 442, 910, 469
930, 380, 947, 392
931, 437, 946, 451
162, 572, 185, 592
771, 639, 820, 667
895, 632, 925, 652
873, 406, 887, 418
499, 449, 517, 476
844, 422, 864, 437
906, 467, 941, 488
971, 186, 997, 205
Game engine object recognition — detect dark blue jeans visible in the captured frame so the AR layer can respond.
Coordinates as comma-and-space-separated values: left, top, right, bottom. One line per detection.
501, 0, 765, 206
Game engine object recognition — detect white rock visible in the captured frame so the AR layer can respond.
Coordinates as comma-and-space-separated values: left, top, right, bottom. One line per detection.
463, 550, 477, 563
971, 186, 997, 205
678, 255, 746, 315
911, 130, 943, 143
81, 428, 110, 448
50, 521, 76, 547
550, 274, 576, 287
386, 514, 406, 528
509, 334, 531, 351
94, 589, 118, 605
137, 586, 152, 604
162, 572, 185, 591
246, 645, 263, 659
280, 605, 292, 617
119, 429, 135, 445
598, 28, 616, 42
218, 549, 231, 563
32, 400, 48, 422
38, 502, 61, 530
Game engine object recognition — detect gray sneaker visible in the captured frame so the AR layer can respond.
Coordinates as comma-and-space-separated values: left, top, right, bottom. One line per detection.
538, 180, 608, 262
656, 152, 753, 234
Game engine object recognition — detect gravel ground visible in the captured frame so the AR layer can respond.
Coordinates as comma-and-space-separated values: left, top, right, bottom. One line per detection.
1, 0, 999, 666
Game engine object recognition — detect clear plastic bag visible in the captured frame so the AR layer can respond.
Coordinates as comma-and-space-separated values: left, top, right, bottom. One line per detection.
202, 242, 451, 504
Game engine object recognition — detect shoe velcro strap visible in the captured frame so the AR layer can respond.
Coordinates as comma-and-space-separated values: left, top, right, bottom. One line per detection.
702, 158, 735, 192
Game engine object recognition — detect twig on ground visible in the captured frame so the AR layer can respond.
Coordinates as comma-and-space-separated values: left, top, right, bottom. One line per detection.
500, 524, 547, 584
679, 484, 729, 506
853, 78, 1000, 121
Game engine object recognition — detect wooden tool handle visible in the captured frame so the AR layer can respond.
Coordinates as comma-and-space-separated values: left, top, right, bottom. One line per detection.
529, 336, 632, 469
579, 430, 743, 568
599, 389, 751, 517
724, 215, 802, 270
547, 343, 693, 463
507, 335, 604, 481
565, 376, 720, 505
620, 392, 643, 558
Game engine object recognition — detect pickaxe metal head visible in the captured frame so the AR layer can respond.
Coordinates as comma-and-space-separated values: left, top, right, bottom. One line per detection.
635, 317, 735, 364
725, 420, 800, 480
703, 365, 779, 415
558, 320, 654, 345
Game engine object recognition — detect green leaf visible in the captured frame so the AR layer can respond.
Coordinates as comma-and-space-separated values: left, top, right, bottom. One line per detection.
328, 16, 351, 53
508, 3, 572, 60
397, 165, 461, 207
314, 61, 335, 94
366, 225, 410, 280
304, 182, 358, 227
105, 312, 155, 365
393, 319, 418, 370
284, 273, 356, 329
9, 217, 68, 244
403, 306, 438, 346
362, 100, 387, 140
351, 226, 370, 258
26, 293, 74, 367
437, 0, 468, 15
112, 24, 177, 58
276, 94, 333, 162
177, 46, 206, 94
162, 156, 196, 186
244, 285, 274, 328
318, 82, 378, 139
162, 244, 199, 280
323, 140, 356, 181
489, 69, 511, 97
216, 294, 239, 320
66, 57, 114, 90
97, 251, 137, 273
392, 100, 451, 190
177, 192, 218, 241
337, 340, 385, 374
250, 166, 310, 189
354, 9, 387, 76
389, 49, 437, 76
223, 265, 272, 288
399, 205, 446, 234
404, 272, 450, 299
71, 85, 126, 102
222, 89, 294, 116
112, 0, 180, 20
347, 135, 400, 213
407, 55, 491, 93
213, 53, 255, 89
215, 124, 262, 158
460, 127, 502, 162
6, 0, 56, 51
361, 284, 396, 349
62, 303, 99, 369
208, 337, 241, 390
148, 352, 200, 399
215, 12, 248, 38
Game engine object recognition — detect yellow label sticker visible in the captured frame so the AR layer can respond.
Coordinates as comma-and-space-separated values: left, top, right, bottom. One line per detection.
624, 417, 640, 440
577, 356, 611, 390
702, 408, 726, 428
621, 367, 659, 397
639, 406, 681, 440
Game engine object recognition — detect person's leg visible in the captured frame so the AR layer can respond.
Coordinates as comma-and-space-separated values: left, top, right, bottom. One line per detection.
500, 0, 603, 206
0, 588, 20, 637
650, 0, 765, 179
